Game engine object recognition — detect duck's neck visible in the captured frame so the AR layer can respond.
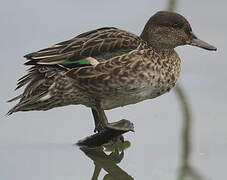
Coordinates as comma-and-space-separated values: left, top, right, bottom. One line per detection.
145, 46, 175, 59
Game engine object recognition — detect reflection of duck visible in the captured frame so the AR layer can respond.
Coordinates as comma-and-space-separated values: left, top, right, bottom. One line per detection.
8, 11, 216, 140
80, 141, 133, 180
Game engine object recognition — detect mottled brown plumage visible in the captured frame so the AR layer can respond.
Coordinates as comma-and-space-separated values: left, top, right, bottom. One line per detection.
8, 11, 216, 134
24, 27, 143, 65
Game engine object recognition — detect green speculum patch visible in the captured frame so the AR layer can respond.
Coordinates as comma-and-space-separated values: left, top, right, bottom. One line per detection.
61, 58, 90, 65
61, 58, 91, 68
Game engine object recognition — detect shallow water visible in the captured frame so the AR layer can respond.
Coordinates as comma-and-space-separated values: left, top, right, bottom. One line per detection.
1, 0, 227, 179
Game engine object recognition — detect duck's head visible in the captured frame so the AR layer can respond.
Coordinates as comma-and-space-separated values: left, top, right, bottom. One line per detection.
140, 11, 217, 51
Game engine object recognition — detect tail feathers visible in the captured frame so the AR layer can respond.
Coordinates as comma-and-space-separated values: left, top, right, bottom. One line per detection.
7, 100, 28, 115
7, 65, 66, 115
7, 94, 24, 115
7, 105, 20, 115
7, 92, 50, 115
7, 94, 22, 103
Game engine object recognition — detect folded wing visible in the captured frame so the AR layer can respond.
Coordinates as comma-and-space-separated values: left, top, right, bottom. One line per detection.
24, 27, 143, 66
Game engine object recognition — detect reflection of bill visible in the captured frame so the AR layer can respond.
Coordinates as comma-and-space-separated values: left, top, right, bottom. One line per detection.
80, 141, 134, 180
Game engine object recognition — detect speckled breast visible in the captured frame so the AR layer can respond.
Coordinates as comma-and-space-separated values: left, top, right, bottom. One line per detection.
100, 49, 181, 110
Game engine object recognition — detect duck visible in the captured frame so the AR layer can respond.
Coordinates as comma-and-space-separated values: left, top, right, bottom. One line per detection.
8, 11, 216, 133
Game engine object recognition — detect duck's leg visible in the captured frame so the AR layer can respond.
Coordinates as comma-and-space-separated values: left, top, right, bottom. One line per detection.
91, 106, 108, 133
92, 104, 134, 134
92, 108, 106, 133
91, 109, 98, 133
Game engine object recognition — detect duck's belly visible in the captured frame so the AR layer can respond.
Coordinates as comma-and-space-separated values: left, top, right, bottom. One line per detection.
100, 85, 172, 110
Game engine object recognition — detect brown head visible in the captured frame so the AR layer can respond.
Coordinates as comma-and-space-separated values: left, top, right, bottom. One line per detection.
140, 11, 217, 51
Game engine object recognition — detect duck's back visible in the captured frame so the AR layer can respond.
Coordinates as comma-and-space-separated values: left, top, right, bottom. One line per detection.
24, 27, 144, 66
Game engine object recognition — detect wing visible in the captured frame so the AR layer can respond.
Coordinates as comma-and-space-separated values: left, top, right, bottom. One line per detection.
65, 49, 149, 95
24, 27, 144, 67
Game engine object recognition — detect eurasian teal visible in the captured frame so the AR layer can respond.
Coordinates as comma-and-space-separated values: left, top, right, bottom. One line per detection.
8, 11, 216, 133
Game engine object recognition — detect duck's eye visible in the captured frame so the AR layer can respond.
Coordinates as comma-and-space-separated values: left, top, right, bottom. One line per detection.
172, 23, 179, 28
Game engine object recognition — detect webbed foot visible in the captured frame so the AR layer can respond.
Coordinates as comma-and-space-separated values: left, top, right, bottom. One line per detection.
77, 119, 134, 147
